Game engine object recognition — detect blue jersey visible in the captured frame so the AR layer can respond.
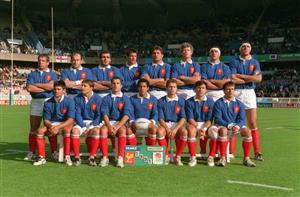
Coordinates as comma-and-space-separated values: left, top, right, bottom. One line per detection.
130, 93, 158, 123
26, 69, 58, 99
119, 64, 142, 92
91, 65, 124, 94
158, 95, 186, 122
229, 56, 261, 89
101, 93, 133, 121
213, 97, 246, 129
141, 63, 171, 90
185, 96, 214, 122
43, 96, 75, 122
74, 93, 102, 128
201, 62, 231, 89
61, 67, 93, 95
171, 61, 201, 90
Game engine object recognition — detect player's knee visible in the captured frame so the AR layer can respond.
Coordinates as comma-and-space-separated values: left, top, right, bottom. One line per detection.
72, 128, 80, 135
36, 127, 46, 135
240, 128, 251, 137
207, 126, 218, 139
218, 127, 228, 137
179, 127, 187, 136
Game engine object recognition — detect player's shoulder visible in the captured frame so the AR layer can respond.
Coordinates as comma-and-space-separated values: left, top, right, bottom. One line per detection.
178, 95, 185, 104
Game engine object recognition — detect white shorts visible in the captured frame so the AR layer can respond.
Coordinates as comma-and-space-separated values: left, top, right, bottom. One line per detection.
30, 98, 48, 116
97, 93, 109, 98
196, 122, 205, 130
51, 122, 63, 133
150, 90, 166, 100
73, 120, 101, 135
206, 90, 224, 102
165, 122, 178, 130
235, 89, 257, 109
124, 92, 137, 97
177, 89, 195, 100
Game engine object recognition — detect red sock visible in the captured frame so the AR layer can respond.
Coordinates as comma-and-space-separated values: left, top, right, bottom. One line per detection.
48, 135, 57, 153
111, 136, 116, 150
251, 129, 260, 154
158, 138, 169, 156
209, 139, 217, 157
85, 137, 91, 153
71, 135, 80, 157
243, 138, 253, 158
127, 135, 137, 145
145, 137, 156, 146
216, 142, 220, 154
187, 138, 196, 157
29, 132, 36, 153
89, 137, 99, 157
218, 137, 228, 157
118, 136, 126, 157
175, 138, 180, 150
200, 137, 208, 154
229, 137, 236, 155
176, 139, 187, 157
63, 135, 71, 157
36, 135, 45, 158
100, 137, 108, 157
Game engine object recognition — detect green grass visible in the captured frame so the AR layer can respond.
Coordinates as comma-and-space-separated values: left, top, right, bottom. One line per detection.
0, 106, 300, 197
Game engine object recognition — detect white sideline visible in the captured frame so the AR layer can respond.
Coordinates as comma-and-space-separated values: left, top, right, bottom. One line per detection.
227, 180, 294, 191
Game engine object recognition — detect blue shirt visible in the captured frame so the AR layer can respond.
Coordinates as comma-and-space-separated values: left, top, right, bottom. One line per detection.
171, 61, 201, 90
130, 93, 158, 123
229, 56, 261, 89
91, 65, 124, 94
158, 95, 186, 122
141, 63, 171, 90
26, 69, 58, 99
74, 93, 102, 128
119, 64, 142, 92
213, 97, 246, 129
185, 96, 214, 122
43, 96, 75, 122
61, 67, 93, 95
101, 93, 133, 121
201, 62, 231, 89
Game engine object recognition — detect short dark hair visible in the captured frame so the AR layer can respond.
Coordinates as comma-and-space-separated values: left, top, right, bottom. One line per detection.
166, 78, 177, 87
223, 81, 235, 90
38, 54, 50, 62
137, 78, 149, 87
71, 52, 83, 60
194, 80, 207, 89
82, 79, 94, 88
111, 76, 122, 85
126, 48, 138, 57
54, 80, 66, 89
151, 45, 164, 54
99, 50, 111, 58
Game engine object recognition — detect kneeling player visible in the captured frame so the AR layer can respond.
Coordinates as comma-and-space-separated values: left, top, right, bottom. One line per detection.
210, 81, 255, 167
185, 80, 214, 167
34, 81, 75, 166
72, 80, 102, 166
157, 79, 187, 165
127, 79, 158, 146
99, 77, 133, 168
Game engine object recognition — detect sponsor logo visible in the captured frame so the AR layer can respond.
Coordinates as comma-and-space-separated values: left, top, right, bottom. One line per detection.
202, 105, 209, 113
189, 66, 195, 74
90, 103, 97, 111
80, 72, 86, 79
160, 68, 166, 76
249, 64, 255, 72
217, 68, 222, 75
234, 106, 240, 113
175, 105, 181, 114
153, 152, 163, 165
147, 146, 163, 152
124, 152, 135, 164
108, 71, 114, 78
117, 101, 124, 110
61, 107, 67, 114
147, 102, 153, 110
45, 74, 52, 81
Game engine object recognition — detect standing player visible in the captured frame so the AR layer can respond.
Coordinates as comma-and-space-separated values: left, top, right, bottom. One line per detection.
33, 81, 75, 166
211, 81, 255, 167
157, 79, 187, 165
229, 42, 263, 161
61, 52, 93, 98
171, 42, 201, 99
141, 46, 171, 99
127, 79, 158, 146
92, 50, 123, 97
185, 80, 214, 167
25, 54, 57, 160
99, 77, 133, 168
72, 80, 102, 166
120, 48, 142, 97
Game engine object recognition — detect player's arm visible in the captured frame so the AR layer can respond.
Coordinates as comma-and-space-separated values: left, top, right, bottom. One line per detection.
34, 81, 54, 91
231, 74, 246, 84
203, 79, 220, 89
152, 80, 167, 89
237, 73, 262, 83
177, 73, 201, 85
142, 74, 165, 85
93, 81, 110, 90
64, 79, 82, 90
208, 78, 231, 89
26, 85, 45, 93
188, 119, 198, 128
171, 118, 186, 135
115, 115, 129, 131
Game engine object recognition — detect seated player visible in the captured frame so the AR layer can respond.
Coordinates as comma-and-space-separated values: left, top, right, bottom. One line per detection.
209, 81, 256, 167
72, 80, 102, 167
185, 80, 214, 167
33, 81, 75, 166
157, 79, 187, 165
127, 78, 158, 146
99, 77, 133, 168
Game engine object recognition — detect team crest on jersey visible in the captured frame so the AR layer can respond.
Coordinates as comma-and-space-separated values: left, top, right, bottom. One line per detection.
80, 72, 87, 79
124, 152, 135, 164
217, 68, 222, 75
175, 105, 181, 114
202, 105, 209, 113
234, 106, 240, 113
45, 74, 51, 81
108, 71, 114, 78
147, 102, 153, 110
189, 66, 195, 74
91, 103, 97, 111
249, 64, 254, 72
61, 107, 67, 115
160, 68, 166, 76
134, 70, 140, 77
117, 101, 124, 110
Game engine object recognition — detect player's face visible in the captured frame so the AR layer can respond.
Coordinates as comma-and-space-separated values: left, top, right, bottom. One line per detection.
195, 84, 206, 97
111, 79, 122, 93
181, 47, 193, 60
81, 83, 93, 95
38, 57, 49, 71
54, 86, 65, 99
152, 50, 163, 63
71, 54, 82, 69
209, 49, 220, 61
138, 82, 149, 96
100, 53, 111, 66
224, 85, 235, 100
240, 43, 251, 56
166, 82, 177, 96
127, 52, 137, 65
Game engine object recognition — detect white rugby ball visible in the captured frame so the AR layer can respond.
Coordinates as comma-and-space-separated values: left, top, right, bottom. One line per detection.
135, 118, 150, 130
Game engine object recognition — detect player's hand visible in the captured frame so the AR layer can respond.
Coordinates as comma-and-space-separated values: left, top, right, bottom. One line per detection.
108, 125, 116, 136
82, 129, 90, 137
232, 126, 239, 134
49, 126, 60, 136
198, 129, 206, 138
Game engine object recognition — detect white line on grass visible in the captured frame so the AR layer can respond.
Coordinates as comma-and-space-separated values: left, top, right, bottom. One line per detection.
264, 127, 284, 130
0, 149, 28, 156
227, 180, 294, 191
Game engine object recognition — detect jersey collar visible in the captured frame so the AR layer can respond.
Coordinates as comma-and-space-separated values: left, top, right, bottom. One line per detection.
55, 95, 65, 103
239, 55, 252, 61
194, 95, 207, 102
137, 93, 150, 99
166, 95, 178, 102
111, 92, 123, 98
98, 65, 111, 70
126, 63, 138, 70
152, 62, 164, 67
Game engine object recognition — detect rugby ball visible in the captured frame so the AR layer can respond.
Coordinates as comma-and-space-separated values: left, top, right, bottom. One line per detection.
135, 118, 150, 130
